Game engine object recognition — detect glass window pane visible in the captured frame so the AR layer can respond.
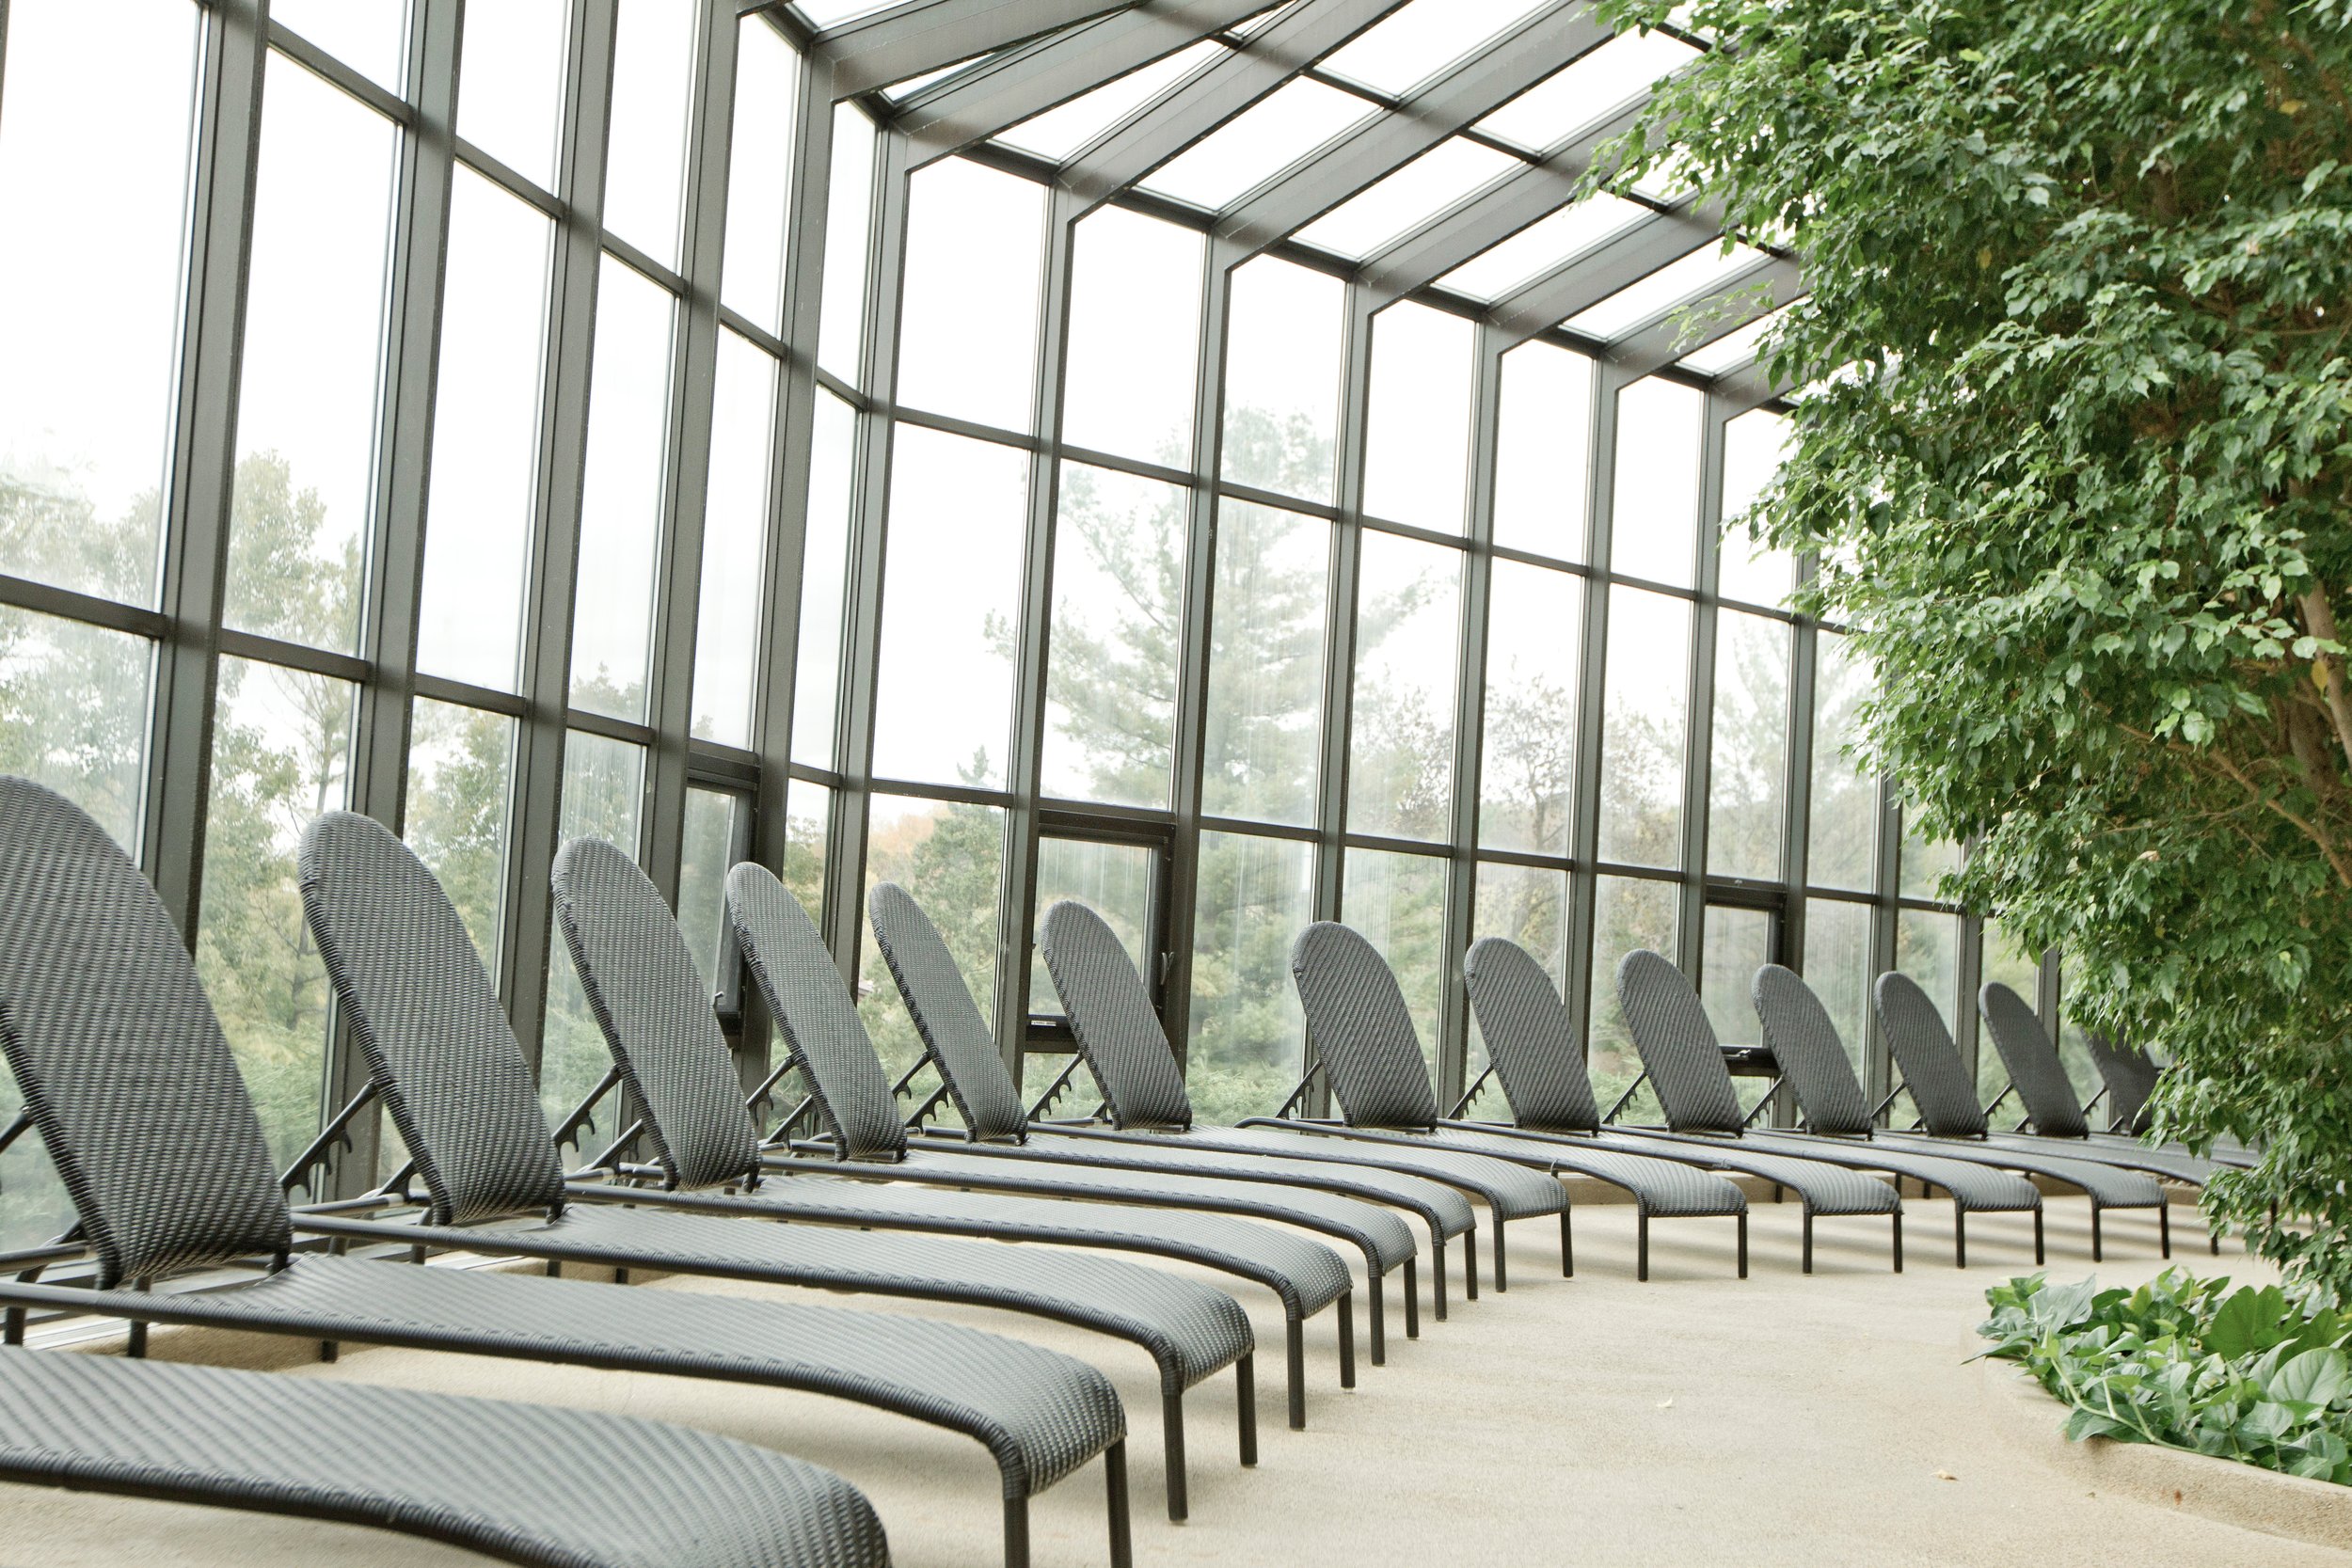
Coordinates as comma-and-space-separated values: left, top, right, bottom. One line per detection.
1293, 137, 1518, 260
602, 0, 697, 267
1062, 205, 1202, 466
416, 168, 551, 691
1188, 831, 1311, 1127
1492, 341, 1591, 561
0, 0, 200, 607
1589, 873, 1677, 1121
539, 732, 644, 1137
784, 779, 832, 919
199, 657, 357, 1165
677, 786, 743, 994
1042, 464, 1185, 808
1220, 256, 1343, 502
405, 699, 515, 976
1362, 302, 1474, 533
1140, 77, 1376, 212
1608, 376, 1701, 586
0, 607, 152, 852
1718, 408, 1793, 607
1202, 499, 1327, 826
818, 104, 877, 381
272, 0, 408, 95
1479, 560, 1581, 856
1470, 863, 1568, 1079
1031, 838, 1156, 1014
1341, 848, 1447, 1075
997, 40, 1225, 163
1320, 0, 1552, 97
1700, 904, 1770, 1049
569, 258, 675, 721
225, 55, 400, 654
1899, 813, 1959, 902
1596, 587, 1689, 867
1808, 630, 1875, 891
691, 333, 776, 747
1801, 897, 1874, 1083
1474, 31, 1699, 154
1894, 908, 1961, 1045
722, 18, 799, 332
897, 158, 1045, 432
1348, 532, 1460, 841
1566, 243, 1772, 341
870, 425, 1026, 788
1979, 920, 2041, 1104
457, 0, 566, 188
1436, 194, 1649, 302
1707, 610, 1789, 880
859, 794, 1004, 1081
793, 390, 857, 768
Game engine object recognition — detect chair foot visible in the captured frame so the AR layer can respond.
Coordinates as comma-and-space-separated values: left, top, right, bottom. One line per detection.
1105, 1441, 1132, 1568
1161, 1394, 1186, 1523
1235, 1354, 1257, 1467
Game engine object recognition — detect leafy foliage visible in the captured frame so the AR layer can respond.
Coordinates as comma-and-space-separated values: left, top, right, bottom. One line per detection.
1595, 0, 2352, 1292
1979, 1270, 2352, 1482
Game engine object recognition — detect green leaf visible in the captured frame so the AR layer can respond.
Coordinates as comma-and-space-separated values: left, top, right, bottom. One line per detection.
2271, 1348, 2350, 1408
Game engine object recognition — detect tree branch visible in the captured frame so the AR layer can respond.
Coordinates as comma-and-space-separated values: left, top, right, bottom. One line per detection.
2297, 585, 2352, 781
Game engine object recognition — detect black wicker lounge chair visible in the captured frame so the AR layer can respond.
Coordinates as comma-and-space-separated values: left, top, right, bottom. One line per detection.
293, 812, 1253, 1526
0, 1346, 890, 1568
866, 881, 1476, 1317
723, 863, 1387, 1430
2081, 1034, 2258, 1164
0, 777, 1128, 1568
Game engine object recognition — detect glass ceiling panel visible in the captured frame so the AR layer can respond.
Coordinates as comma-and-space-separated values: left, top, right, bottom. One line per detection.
1677, 302, 1794, 376
1562, 241, 1771, 341
997, 40, 1230, 164
1139, 76, 1377, 211
1474, 30, 1699, 155
1291, 135, 1518, 260
1434, 191, 1650, 301
881, 59, 980, 102
1229, 4, 1299, 39
1319, 0, 1556, 99
790, 0, 898, 27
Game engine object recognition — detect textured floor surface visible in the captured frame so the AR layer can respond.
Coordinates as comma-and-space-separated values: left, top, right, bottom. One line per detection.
3, 1189, 2336, 1567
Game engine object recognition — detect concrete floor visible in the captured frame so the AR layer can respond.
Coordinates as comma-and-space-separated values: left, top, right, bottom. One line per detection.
3, 1189, 2337, 1567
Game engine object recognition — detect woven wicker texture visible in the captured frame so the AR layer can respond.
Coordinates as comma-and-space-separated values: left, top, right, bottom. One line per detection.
1612, 951, 1748, 1134
0, 1348, 890, 1568
1460, 938, 1602, 1133
1286, 924, 1441, 1132
0, 777, 292, 1287
867, 882, 1029, 1141
299, 812, 568, 1224
728, 864, 909, 1159
74, 1252, 1123, 1499
1038, 902, 1194, 1131
1871, 972, 1989, 1137
1748, 964, 1877, 1137
551, 838, 764, 1188
1979, 983, 2090, 1137
2085, 1033, 2159, 1136
1337, 1123, 1745, 1220
1868, 1127, 2168, 1207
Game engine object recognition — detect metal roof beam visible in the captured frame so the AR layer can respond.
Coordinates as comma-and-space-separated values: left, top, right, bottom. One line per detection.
1486, 197, 1724, 342
1604, 253, 1804, 374
819, 0, 1142, 98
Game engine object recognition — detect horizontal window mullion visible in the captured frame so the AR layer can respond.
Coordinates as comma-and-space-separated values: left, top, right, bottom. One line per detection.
0, 573, 169, 640
410, 671, 531, 719
216, 626, 372, 684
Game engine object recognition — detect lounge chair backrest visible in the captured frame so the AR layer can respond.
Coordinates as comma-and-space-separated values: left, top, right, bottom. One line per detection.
866, 883, 1028, 1142
0, 776, 291, 1286
300, 812, 568, 1223
1870, 971, 1988, 1136
549, 837, 763, 1189
724, 863, 909, 1159
1038, 900, 1193, 1131
1460, 937, 1600, 1133
1748, 964, 1874, 1137
1613, 950, 1744, 1133
1287, 922, 1441, 1131
2085, 1031, 2158, 1135
1979, 982, 2089, 1136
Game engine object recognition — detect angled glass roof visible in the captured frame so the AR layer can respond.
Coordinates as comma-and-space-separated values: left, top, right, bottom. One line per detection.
1139, 75, 1380, 211
1677, 303, 1793, 375
790, 0, 897, 27
1292, 136, 1520, 259
996, 40, 1231, 162
1433, 192, 1651, 301
1562, 240, 1772, 340
1319, 0, 1560, 99
1473, 29, 1699, 155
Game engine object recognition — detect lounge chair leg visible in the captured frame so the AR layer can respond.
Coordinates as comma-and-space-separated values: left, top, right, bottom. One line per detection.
126, 1321, 147, 1359
1955, 1210, 1966, 1271
1104, 1441, 1132, 1568
2090, 1203, 2103, 1262
1892, 1211, 1903, 1274
1464, 1228, 1479, 1302
1493, 1218, 1507, 1292
2159, 1201, 2171, 1259
1370, 1272, 1386, 1367
1235, 1354, 1257, 1466
320, 1340, 339, 1363
1561, 1208, 1574, 1278
1403, 1258, 1420, 1338
1772, 1182, 1783, 1204
1432, 1239, 1448, 1323
1004, 1497, 1029, 1568
1285, 1314, 1306, 1431
1337, 1291, 1355, 1390
545, 1259, 560, 1277
3, 1307, 23, 1347
1736, 1212, 1748, 1279
1803, 1211, 1815, 1275
1637, 1211, 1649, 1282
1161, 1394, 1186, 1523
2033, 1207, 2045, 1265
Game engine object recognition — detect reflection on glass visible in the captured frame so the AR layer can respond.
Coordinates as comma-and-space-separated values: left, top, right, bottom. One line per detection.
793, 391, 856, 768
1348, 532, 1461, 841
1062, 205, 1202, 465
1699, 904, 1770, 1049
677, 786, 741, 994
1899, 812, 1959, 902
417, 168, 550, 691
603, 0, 697, 267
1362, 302, 1474, 533
1492, 341, 1591, 561
870, 425, 1026, 788
1140, 77, 1376, 212
722, 16, 799, 332
0, 607, 152, 853
1802, 896, 1874, 1081
860, 793, 1004, 1082
1808, 630, 1875, 890
898, 158, 1045, 431
1607, 377, 1701, 586
818, 103, 877, 381
1221, 256, 1343, 502
457, 0, 567, 187
1031, 837, 1156, 1014
998, 40, 1225, 162
1596, 588, 1690, 868
0, 0, 200, 607
1202, 499, 1327, 826
1718, 408, 1793, 606
1480, 560, 1581, 855
783, 780, 831, 921
1470, 862, 1568, 1078
272, 0, 409, 94
1707, 611, 1790, 880
1294, 137, 1518, 260
1589, 873, 1676, 1121
1042, 464, 1184, 808
569, 257, 675, 720
199, 656, 356, 1165
1342, 848, 1447, 1074
1188, 831, 1311, 1127
1979, 919, 2042, 1105
540, 732, 644, 1138
406, 698, 514, 975
226, 54, 400, 654
691, 333, 776, 747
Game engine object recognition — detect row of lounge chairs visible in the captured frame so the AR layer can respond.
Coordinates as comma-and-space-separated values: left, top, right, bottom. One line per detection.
0, 775, 2229, 1566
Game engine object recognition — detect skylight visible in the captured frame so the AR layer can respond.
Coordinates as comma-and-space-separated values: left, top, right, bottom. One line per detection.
1474, 29, 1700, 155
996, 40, 1230, 163
1291, 136, 1518, 258
1139, 76, 1379, 211
1434, 192, 1652, 300
1562, 241, 1772, 340
1319, 0, 1559, 99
